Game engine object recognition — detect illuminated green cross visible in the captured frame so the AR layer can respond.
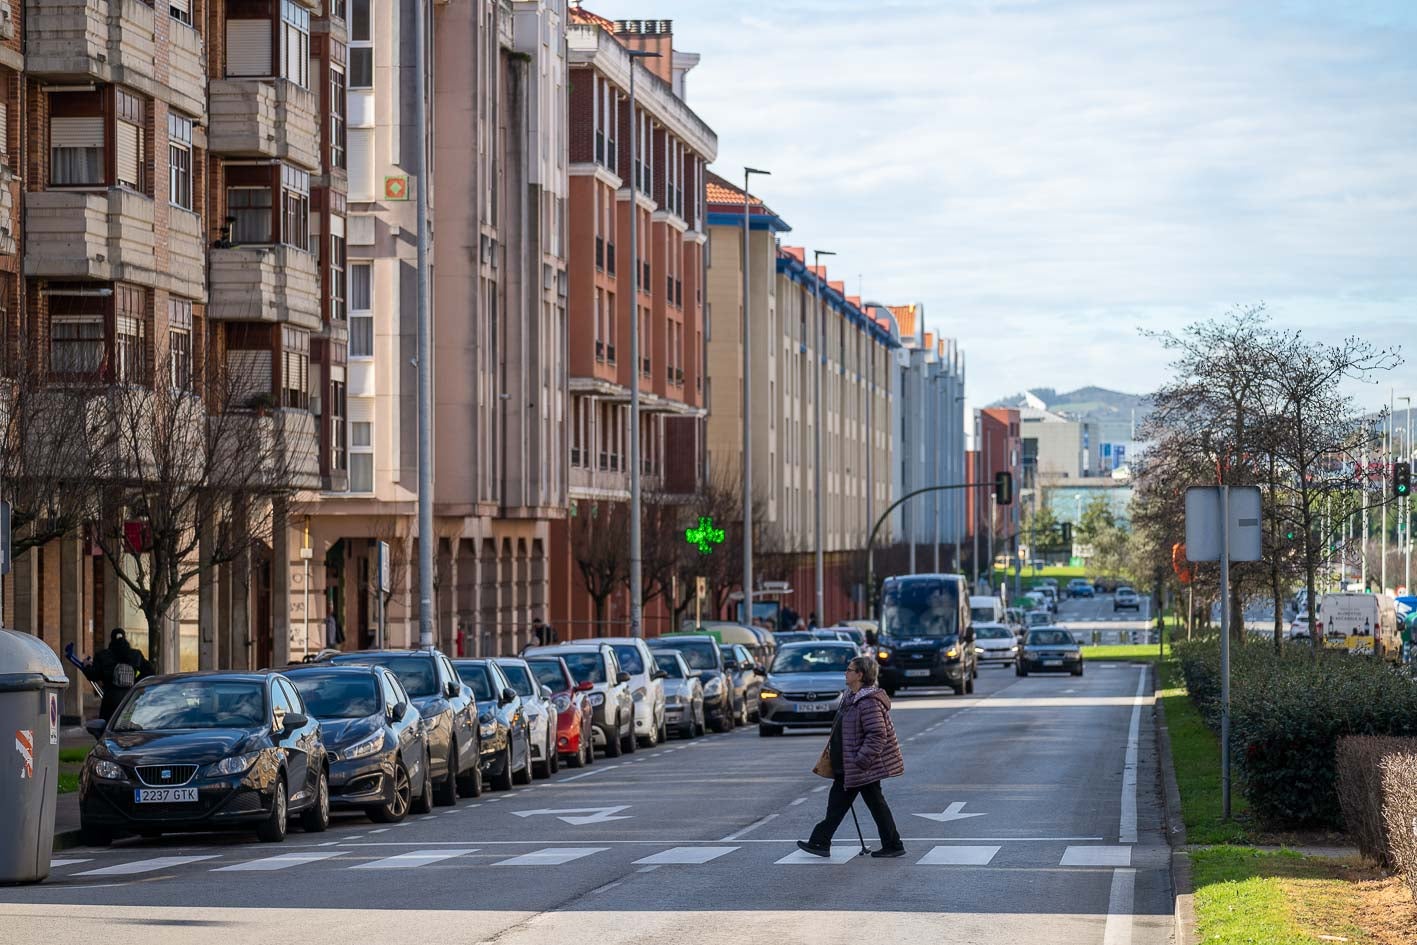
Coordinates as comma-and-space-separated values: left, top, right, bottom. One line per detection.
685, 516, 726, 555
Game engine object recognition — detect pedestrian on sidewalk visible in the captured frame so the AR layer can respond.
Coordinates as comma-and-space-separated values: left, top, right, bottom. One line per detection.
81, 628, 155, 721
798, 655, 906, 858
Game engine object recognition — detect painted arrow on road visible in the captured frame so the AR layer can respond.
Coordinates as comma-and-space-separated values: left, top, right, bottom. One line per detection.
512, 805, 632, 825
913, 802, 985, 823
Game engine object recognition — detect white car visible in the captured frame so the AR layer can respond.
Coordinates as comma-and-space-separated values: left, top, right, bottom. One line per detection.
585, 637, 668, 747
1287, 612, 1314, 640
493, 658, 560, 778
973, 623, 1019, 666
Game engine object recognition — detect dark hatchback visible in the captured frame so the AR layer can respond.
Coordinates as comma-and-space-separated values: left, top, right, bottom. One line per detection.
79, 672, 330, 845
325, 650, 483, 802
452, 659, 532, 792
652, 634, 734, 731
283, 664, 432, 823
1017, 627, 1084, 676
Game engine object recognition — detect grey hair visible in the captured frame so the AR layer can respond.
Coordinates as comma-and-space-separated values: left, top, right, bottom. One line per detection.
849, 655, 879, 687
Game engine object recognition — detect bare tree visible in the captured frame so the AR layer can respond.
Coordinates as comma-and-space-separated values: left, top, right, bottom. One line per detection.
570, 500, 630, 629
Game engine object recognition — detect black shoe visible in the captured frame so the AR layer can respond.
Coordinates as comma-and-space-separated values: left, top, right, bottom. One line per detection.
870, 845, 907, 858
796, 840, 831, 858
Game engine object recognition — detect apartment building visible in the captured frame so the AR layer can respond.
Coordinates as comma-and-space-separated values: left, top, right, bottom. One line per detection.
547, 10, 716, 636
969, 406, 1023, 583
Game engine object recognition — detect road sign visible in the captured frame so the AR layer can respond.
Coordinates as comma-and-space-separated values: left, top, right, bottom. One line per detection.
377, 540, 391, 593
913, 801, 985, 823
1185, 486, 1263, 562
511, 805, 632, 825
695, 576, 707, 601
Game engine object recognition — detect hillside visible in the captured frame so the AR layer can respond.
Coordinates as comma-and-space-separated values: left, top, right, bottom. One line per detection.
990, 386, 1149, 430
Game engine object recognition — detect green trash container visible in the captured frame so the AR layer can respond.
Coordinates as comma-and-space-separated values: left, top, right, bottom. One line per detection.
0, 628, 70, 884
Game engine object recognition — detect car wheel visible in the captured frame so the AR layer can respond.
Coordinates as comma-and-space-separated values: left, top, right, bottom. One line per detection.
639, 716, 658, 749
492, 745, 514, 791
584, 729, 595, 765
603, 723, 623, 757
374, 758, 414, 822
256, 775, 288, 843
407, 753, 432, 816
1072, 666, 1084, 677
714, 708, 732, 733
547, 735, 560, 774
695, 706, 707, 737
79, 823, 113, 847
301, 768, 331, 833
749, 700, 761, 724
566, 735, 586, 768
513, 743, 534, 786
758, 723, 781, 737
1018, 666, 1029, 677
433, 744, 459, 806
621, 719, 637, 754
458, 754, 484, 798
658, 714, 668, 745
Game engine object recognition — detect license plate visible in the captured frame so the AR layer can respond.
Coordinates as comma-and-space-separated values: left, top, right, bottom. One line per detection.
905, 669, 931, 678
1043, 660, 1063, 667
134, 788, 198, 804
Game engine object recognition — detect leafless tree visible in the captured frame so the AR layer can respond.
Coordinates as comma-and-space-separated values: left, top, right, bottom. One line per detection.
570, 499, 630, 629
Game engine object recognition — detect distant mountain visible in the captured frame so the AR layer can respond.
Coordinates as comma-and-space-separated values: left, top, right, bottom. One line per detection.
990, 386, 1150, 435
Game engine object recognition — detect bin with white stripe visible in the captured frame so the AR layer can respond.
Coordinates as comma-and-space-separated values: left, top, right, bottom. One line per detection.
0, 628, 70, 884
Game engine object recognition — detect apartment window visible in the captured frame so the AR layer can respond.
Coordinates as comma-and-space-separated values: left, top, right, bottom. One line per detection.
49, 300, 105, 375
228, 188, 272, 243
349, 0, 373, 88
330, 227, 347, 321
282, 166, 310, 249
168, 299, 194, 390
114, 286, 148, 383
330, 0, 346, 21
330, 64, 347, 169
330, 379, 347, 473
170, 0, 192, 27
168, 113, 193, 209
49, 92, 104, 187
350, 417, 373, 492
281, 1, 311, 88
281, 327, 310, 409
349, 263, 372, 356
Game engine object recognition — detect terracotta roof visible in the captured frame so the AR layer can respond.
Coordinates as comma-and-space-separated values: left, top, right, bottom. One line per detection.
828, 281, 845, 295
889, 304, 917, 338
568, 2, 616, 31
847, 295, 861, 308
705, 172, 763, 209
781, 246, 805, 263
923, 331, 935, 351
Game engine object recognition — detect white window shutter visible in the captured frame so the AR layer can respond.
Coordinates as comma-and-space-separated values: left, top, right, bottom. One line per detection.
348, 396, 373, 424
226, 20, 273, 77
115, 121, 140, 187
50, 116, 103, 148
170, 0, 190, 12
347, 127, 373, 201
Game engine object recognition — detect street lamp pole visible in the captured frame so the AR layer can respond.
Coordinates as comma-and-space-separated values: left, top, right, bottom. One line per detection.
413, 0, 433, 649
741, 166, 769, 628
1403, 395, 1413, 592
931, 374, 941, 573
627, 49, 661, 638
813, 249, 836, 624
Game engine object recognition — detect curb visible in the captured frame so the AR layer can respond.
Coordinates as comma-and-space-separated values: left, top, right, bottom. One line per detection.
1153, 662, 1198, 945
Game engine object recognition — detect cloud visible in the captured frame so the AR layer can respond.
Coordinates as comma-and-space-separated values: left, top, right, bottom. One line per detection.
615, 0, 1417, 406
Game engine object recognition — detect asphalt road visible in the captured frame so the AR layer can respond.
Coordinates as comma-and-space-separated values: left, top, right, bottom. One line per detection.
3, 661, 1170, 945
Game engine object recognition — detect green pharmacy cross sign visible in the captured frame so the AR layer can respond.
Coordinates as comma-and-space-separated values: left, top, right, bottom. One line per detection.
685, 516, 726, 555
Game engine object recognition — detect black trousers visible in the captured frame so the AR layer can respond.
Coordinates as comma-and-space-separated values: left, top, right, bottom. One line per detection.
809, 778, 902, 850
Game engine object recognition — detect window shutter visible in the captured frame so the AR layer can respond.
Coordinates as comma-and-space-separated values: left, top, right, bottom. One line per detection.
348, 397, 373, 424
229, 350, 272, 399
330, 214, 345, 238
0, 101, 8, 155
170, 0, 190, 12
50, 116, 103, 149
116, 121, 140, 188
227, 20, 273, 76
347, 127, 373, 200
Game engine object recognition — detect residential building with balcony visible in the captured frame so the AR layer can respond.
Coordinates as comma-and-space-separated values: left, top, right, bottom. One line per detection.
968, 406, 1023, 587
547, 9, 715, 636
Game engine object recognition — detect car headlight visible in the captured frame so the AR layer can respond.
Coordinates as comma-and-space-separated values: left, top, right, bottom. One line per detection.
89, 758, 125, 781
586, 692, 605, 707
553, 694, 572, 713
340, 732, 384, 761
877, 649, 891, 661
479, 721, 498, 738
703, 678, 723, 696
945, 647, 959, 659
202, 751, 262, 778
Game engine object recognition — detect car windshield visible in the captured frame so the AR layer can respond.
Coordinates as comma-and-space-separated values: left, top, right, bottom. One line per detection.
976, 626, 1013, 640
882, 578, 960, 638
1027, 630, 1076, 646
656, 639, 718, 670
1117, 588, 1135, 596
609, 645, 645, 675
526, 660, 568, 693
1027, 613, 1051, 626
652, 653, 685, 678
557, 652, 607, 685
774, 632, 812, 645
970, 607, 996, 623
342, 656, 439, 697
289, 673, 379, 719
770, 645, 855, 674
499, 663, 536, 698
454, 664, 496, 702
111, 679, 266, 732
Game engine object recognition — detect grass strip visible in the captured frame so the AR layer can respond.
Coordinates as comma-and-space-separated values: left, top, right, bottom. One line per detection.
1192, 846, 1375, 944
1158, 655, 1255, 844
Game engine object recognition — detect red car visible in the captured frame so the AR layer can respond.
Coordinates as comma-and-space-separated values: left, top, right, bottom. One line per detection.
525, 655, 596, 768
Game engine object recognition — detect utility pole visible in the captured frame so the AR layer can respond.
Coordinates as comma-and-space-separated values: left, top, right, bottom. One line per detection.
741, 166, 769, 628
1404, 396, 1413, 592
1384, 387, 1393, 591
414, 0, 433, 649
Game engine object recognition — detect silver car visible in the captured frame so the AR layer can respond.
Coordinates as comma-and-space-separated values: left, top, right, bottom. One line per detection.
973, 622, 1019, 666
651, 650, 704, 738
493, 658, 560, 778
758, 641, 856, 736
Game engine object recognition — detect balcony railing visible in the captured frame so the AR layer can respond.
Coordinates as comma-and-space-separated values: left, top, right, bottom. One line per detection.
25, 188, 156, 284
208, 79, 320, 169
208, 245, 321, 330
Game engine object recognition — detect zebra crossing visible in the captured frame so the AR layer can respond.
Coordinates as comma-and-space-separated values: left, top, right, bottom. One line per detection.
45, 843, 1138, 877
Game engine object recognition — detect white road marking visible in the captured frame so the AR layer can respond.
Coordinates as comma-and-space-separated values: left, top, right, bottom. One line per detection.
1102, 867, 1137, 945
214, 851, 347, 872
368, 828, 389, 834
335, 835, 1106, 846
789, 797, 808, 806
351, 849, 478, 869
559, 764, 620, 783
633, 846, 739, 865
46, 859, 92, 869
1061, 845, 1132, 867
493, 847, 608, 867
913, 801, 985, 823
75, 855, 220, 877
636, 865, 661, 873
775, 847, 861, 864
719, 813, 778, 842
1120, 668, 1146, 843
813, 784, 831, 793
589, 880, 624, 894
917, 845, 1000, 866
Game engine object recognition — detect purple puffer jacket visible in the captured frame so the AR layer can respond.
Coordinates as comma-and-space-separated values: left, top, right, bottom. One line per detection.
840, 686, 905, 790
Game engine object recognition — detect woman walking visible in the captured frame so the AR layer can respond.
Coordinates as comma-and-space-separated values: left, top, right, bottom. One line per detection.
798, 655, 906, 858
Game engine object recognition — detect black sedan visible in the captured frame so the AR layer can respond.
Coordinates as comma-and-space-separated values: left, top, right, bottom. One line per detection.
453, 659, 532, 792
284, 664, 432, 823
326, 650, 482, 802
79, 672, 329, 845
1016, 627, 1084, 677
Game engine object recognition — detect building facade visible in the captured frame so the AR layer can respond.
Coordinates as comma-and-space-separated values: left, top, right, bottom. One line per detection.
970, 406, 1023, 584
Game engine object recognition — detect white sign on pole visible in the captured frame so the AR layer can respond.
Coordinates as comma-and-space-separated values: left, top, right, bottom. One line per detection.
377, 540, 391, 594
1185, 486, 1263, 562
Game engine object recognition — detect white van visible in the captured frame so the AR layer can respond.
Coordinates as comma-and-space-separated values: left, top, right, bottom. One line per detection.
1316, 593, 1399, 660
969, 595, 1005, 626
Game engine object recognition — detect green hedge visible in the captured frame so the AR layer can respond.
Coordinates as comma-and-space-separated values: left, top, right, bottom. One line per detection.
1173, 638, 1417, 829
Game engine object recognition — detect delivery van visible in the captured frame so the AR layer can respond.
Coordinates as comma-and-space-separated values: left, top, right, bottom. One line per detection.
1316, 592, 1399, 660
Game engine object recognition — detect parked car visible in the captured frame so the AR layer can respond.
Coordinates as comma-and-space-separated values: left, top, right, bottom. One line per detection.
1003, 608, 1028, 636
324, 650, 482, 802
973, 623, 1019, 667
772, 631, 815, 647
284, 663, 432, 823
522, 643, 636, 757
1114, 587, 1141, 612
1024, 610, 1053, 630
585, 637, 667, 747
79, 672, 330, 845
652, 649, 705, 738
758, 641, 856, 736
1066, 578, 1095, 599
494, 657, 561, 777
827, 627, 869, 653
452, 659, 531, 791
719, 642, 765, 724
1017, 627, 1083, 676
524, 654, 596, 768
1287, 611, 1315, 641
652, 634, 735, 732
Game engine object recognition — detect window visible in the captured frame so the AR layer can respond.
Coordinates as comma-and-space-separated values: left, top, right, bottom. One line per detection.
330, 379, 347, 473
331, 0, 346, 21
330, 227, 347, 321
349, 263, 372, 356
282, 165, 310, 250
114, 286, 148, 383
281, 0, 311, 88
329, 64, 347, 169
281, 327, 310, 409
228, 188, 271, 242
168, 298, 193, 390
226, 18, 273, 77
350, 0, 373, 89
350, 415, 373, 492
115, 90, 145, 192
168, 113, 193, 209
49, 313, 104, 375
49, 111, 103, 187
170, 0, 192, 27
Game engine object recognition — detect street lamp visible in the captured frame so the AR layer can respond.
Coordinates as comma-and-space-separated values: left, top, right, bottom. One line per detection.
1403, 395, 1412, 592
742, 166, 769, 629
627, 48, 661, 638
813, 249, 836, 624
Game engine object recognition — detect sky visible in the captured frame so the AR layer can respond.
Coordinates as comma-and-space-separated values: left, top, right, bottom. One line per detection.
614, 0, 1417, 414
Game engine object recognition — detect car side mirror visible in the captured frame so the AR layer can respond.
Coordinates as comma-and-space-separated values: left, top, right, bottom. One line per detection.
616, 671, 631, 685
84, 718, 107, 741
541, 685, 555, 701
499, 687, 517, 707
722, 660, 737, 671
389, 701, 408, 722
754, 664, 766, 675
651, 670, 668, 681
445, 681, 460, 699
576, 679, 594, 692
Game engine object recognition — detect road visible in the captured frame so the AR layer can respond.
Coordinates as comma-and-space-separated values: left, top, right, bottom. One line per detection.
2, 662, 1171, 945
1055, 590, 1155, 643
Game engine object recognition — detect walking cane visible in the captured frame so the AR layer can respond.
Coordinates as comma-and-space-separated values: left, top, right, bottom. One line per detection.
848, 801, 870, 856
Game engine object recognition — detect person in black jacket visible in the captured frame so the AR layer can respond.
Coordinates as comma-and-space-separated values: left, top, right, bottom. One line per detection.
82, 628, 155, 721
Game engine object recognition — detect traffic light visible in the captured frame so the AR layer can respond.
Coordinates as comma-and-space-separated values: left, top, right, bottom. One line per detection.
994, 471, 1013, 506
1396, 461, 1411, 498
1061, 522, 1073, 544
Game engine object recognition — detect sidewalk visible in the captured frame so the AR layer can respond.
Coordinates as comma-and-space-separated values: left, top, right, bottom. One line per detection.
52, 725, 90, 850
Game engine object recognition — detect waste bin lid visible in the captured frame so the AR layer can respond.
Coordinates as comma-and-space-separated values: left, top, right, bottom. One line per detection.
0, 628, 69, 689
